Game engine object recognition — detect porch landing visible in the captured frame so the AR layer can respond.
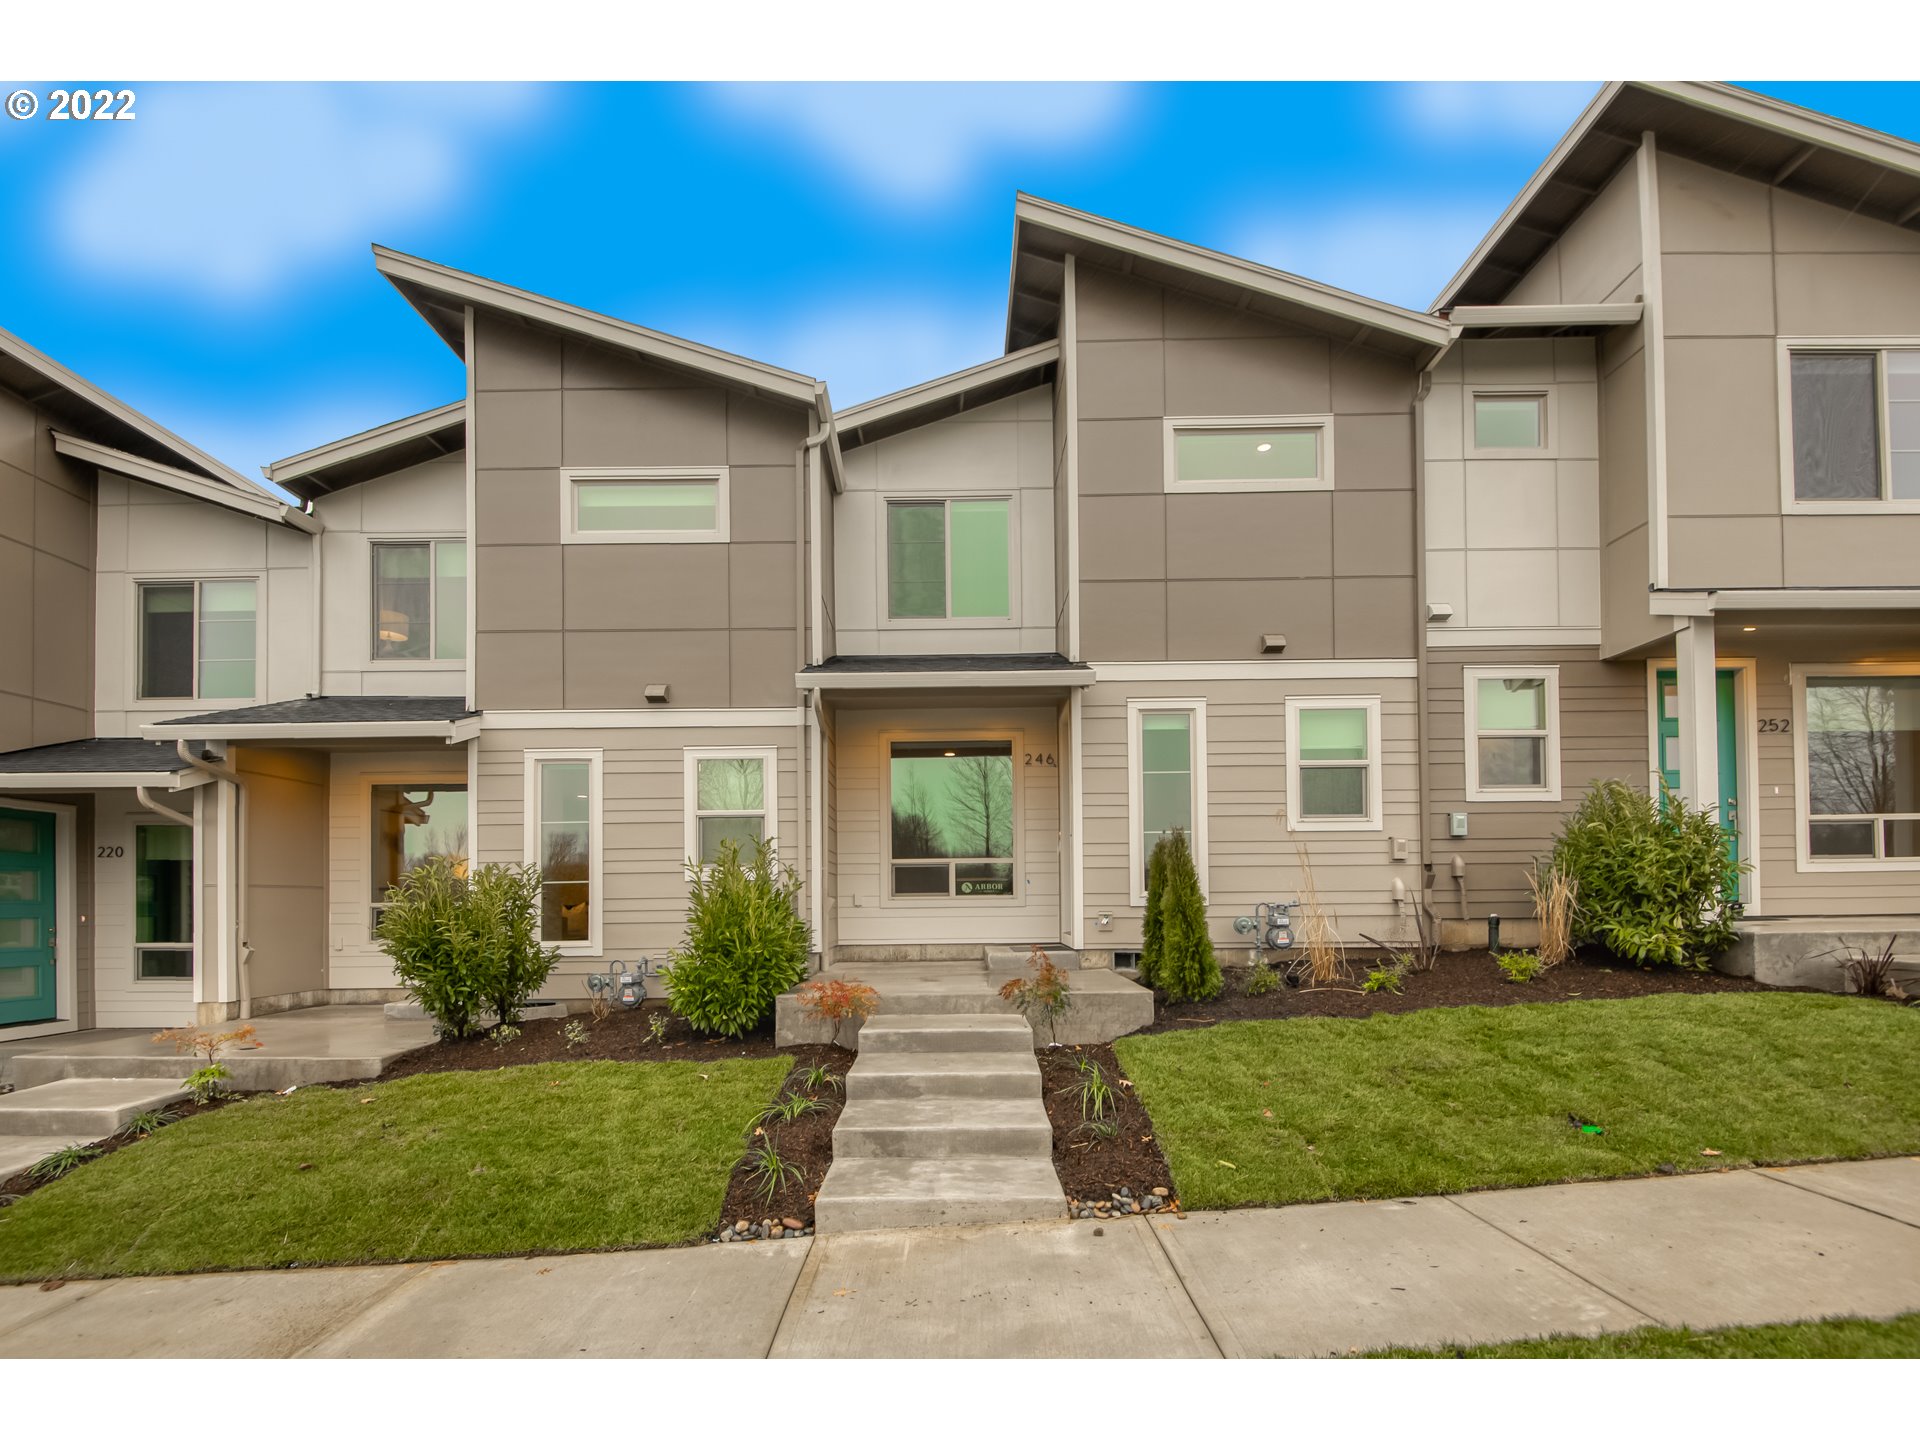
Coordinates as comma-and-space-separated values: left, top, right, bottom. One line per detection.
1720, 919, 1920, 994
774, 962, 1154, 1048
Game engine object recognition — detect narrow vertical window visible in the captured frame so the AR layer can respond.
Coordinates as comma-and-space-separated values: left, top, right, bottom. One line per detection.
134, 824, 193, 980
1128, 701, 1207, 903
138, 584, 195, 699
530, 756, 597, 946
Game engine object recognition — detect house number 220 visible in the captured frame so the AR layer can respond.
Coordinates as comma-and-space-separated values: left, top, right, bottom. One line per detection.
1024, 752, 1057, 767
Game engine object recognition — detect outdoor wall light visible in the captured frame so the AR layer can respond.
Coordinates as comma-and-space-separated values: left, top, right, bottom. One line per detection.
1261, 634, 1287, 653
644, 684, 669, 703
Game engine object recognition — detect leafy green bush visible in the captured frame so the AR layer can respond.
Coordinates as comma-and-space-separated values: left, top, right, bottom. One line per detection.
1244, 963, 1281, 998
1362, 960, 1407, 994
1550, 780, 1745, 969
1153, 829, 1222, 1003
1496, 951, 1544, 984
182, 1064, 229, 1104
1139, 839, 1170, 990
664, 836, 811, 1038
375, 855, 558, 1039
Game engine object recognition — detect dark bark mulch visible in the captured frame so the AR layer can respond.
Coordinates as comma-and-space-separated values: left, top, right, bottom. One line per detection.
1138, 948, 1791, 1035
376, 999, 788, 1078
1039, 1042, 1177, 1217
711, 1047, 853, 1240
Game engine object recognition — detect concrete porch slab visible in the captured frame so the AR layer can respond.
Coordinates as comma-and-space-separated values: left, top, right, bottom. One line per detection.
1719, 920, 1920, 993
1454, 1169, 1920, 1329
0, 1077, 188, 1136
1758, 1157, 1920, 1229
774, 963, 1153, 1048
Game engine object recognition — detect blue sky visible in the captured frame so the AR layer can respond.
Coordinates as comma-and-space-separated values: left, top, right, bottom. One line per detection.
1, 80, 1916, 492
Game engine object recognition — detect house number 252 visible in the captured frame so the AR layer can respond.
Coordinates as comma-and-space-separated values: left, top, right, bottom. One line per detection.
1758, 718, 1791, 734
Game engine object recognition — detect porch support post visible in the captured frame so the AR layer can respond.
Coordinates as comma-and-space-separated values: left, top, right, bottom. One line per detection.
1672, 615, 1719, 810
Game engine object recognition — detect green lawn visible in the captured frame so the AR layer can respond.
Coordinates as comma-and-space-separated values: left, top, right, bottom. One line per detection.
0, 1057, 790, 1282
1371, 1311, 1920, 1358
1116, 993, 1919, 1210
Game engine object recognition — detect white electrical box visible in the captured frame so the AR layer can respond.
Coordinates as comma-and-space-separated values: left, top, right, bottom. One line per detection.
1448, 812, 1469, 838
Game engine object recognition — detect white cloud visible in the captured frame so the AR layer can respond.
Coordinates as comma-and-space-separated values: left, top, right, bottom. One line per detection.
706, 82, 1132, 204
49, 84, 540, 300
1396, 82, 1599, 146
1227, 198, 1511, 311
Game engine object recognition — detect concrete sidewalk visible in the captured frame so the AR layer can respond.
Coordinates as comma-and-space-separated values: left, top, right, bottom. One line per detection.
2, 1158, 1916, 1358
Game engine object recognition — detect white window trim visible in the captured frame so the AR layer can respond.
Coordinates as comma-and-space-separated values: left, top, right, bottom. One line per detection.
127, 572, 264, 710
1465, 386, 1558, 460
1125, 698, 1209, 906
131, 821, 193, 987
1162, 415, 1334, 494
523, 748, 605, 956
368, 536, 466, 667
1463, 666, 1562, 803
1284, 695, 1385, 832
877, 728, 1024, 907
878, 494, 1020, 628
682, 746, 779, 871
560, 466, 730, 544
1791, 662, 1920, 873
1776, 337, 1920, 515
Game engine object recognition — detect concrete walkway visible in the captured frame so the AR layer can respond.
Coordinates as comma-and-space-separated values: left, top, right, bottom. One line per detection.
3, 1158, 1916, 1358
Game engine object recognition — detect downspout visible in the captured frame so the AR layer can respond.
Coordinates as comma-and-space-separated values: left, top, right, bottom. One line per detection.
793, 440, 809, 960
134, 787, 192, 825
175, 739, 253, 1019
1413, 326, 1460, 938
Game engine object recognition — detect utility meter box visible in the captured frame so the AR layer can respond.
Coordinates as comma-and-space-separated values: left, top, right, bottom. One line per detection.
1448, 812, 1469, 838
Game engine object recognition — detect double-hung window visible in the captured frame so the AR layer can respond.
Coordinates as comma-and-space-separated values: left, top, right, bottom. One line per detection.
885, 498, 1011, 621
1800, 670, 1920, 866
525, 751, 603, 950
1784, 343, 1920, 509
1286, 697, 1384, 831
685, 748, 776, 867
1464, 667, 1561, 801
1163, 415, 1333, 493
562, 467, 729, 542
1126, 701, 1207, 903
370, 784, 469, 929
138, 579, 257, 701
133, 824, 193, 981
888, 740, 1015, 898
371, 540, 466, 660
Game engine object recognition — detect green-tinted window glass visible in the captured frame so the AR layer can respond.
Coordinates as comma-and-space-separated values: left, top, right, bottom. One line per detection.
135, 825, 193, 946
887, 502, 947, 617
1140, 712, 1194, 885
1477, 677, 1546, 731
949, 499, 1010, 618
537, 760, 592, 943
197, 580, 257, 699
1298, 707, 1367, 761
1174, 428, 1319, 483
575, 480, 718, 532
694, 756, 767, 865
434, 542, 466, 660
889, 742, 1014, 896
1473, 395, 1545, 449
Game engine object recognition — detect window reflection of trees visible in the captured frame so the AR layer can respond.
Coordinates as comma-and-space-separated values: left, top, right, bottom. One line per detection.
889, 745, 1013, 862
1808, 681, 1915, 817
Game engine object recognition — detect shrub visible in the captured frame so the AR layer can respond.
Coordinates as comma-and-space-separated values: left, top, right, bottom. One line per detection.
664, 836, 811, 1038
1139, 839, 1171, 990
1527, 859, 1578, 969
1244, 963, 1281, 998
1155, 829, 1221, 1003
1497, 951, 1544, 984
1549, 780, 1745, 969
1832, 939, 1905, 1001
795, 978, 880, 1049
1055, 1053, 1115, 1123
1361, 961, 1407, 995
999, 947, 1074, 1044
375, 855, 559, 1038
563, 1019, 590, 1050
118, 1109, 177, 1139
26, 1144, 101, 1182
183, 1063, 229, 1104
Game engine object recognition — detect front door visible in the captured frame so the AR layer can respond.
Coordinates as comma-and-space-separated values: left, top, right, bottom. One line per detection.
1655, 668, 1741, 885
0, 808, 58, 1025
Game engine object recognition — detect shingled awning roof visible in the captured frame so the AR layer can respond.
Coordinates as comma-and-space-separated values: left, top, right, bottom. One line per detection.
799, 653, 1095, 690
140, 695, 480, 742
0, 737, 202, 790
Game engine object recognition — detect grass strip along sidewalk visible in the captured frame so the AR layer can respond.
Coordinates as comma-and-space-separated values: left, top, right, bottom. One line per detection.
1371, 1311, 1920, 1358
1116, 993, 1919, 1211
0, 1058, 790, 1282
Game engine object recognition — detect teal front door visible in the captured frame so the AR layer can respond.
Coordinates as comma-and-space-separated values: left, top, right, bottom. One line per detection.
1656, 668, 1741, 881
0, 808, 58, 1025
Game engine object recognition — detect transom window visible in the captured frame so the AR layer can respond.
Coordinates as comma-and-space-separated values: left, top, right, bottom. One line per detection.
562, 468, 728, 543
888, 740, 1014, 899
1464, 667, 1561, 802
885, 498, 1011, 620
1472, 393, 1547, 450
1164, 415, 1332, 493
138, 579, 257, 701
1126, 701, 1209, 903
1286, 697, 1384, 831
370, 784, 468, 929
372, 540, 465, 661
134, 824, 193, 981
685, 750, 775, 867
1787, 345, 1920, 506
1803, 673, 1920, 864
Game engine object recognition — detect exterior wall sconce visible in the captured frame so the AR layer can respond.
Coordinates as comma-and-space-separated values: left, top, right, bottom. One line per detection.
1260, 634, 1287, 654
644, 684, 669, 704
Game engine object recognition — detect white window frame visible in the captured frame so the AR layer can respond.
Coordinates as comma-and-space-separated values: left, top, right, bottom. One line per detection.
1285, 696, 1385, 832
368, 536, 466, 666
1776, 338, 1920, 515
1162, 415, 1335, 494
1125, 698, 1208, 906
1463, 665, 1562, 803
129, 573, 263, 708
131, 821, 193, 986
682, 746, 778, 871
523, 748, 604, 956
1791, 662, 1920, 873
878, 494, 1020, 628
1465, 387, 1557, 459
560, 466, 730, 544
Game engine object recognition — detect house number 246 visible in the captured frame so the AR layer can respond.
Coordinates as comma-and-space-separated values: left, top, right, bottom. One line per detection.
1024, 752, 1057, 767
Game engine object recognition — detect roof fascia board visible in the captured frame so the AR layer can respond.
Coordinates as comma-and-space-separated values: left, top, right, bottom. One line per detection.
372, 247, 820, 406
797, 668, 1096, 690
52, 432, 321, 534
1014, 197, 1449, 350
138, 719, 459, 740
1651, 587, 1920, 616
1654, 81, 1920, 180
835, 341, 1061, 435
0, 768, 208, 791
1448, 302, 1645, 328
265, 400, 465, 485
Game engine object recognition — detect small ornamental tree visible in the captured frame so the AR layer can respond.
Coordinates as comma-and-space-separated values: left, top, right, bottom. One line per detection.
664, 836, 812, 1037
1155, 828, 1221, 1003
795, 978, 880, 1049
1139, 838, 1171, 989
999, 946, 1074, 1045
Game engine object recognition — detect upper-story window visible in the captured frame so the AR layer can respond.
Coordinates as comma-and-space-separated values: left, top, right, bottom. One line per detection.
885, 497, 1011, 621
1785, 344, 1920, 509
372, 540, 465, 661
1164, 416, 1333, 493
1470, 392, 1550, 453
561, 467, 730, 543
138, 579, 257, 701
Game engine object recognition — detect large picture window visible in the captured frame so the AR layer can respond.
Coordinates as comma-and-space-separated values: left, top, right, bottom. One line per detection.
138, 579, 257, 701
1802, 672, 1920, 864
525, 751, 602, 949
372, 540, 466, 661
1784, 343, 1920, 508
370, 784, 469, 928
888, 740, 1014, 898
1126, 700, 1208, 904
134, 824, 193, 981
885, 498, 1012, 620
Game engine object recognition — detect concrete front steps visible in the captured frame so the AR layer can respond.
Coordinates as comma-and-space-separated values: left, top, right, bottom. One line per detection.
774, 962, 1154, 1048
815, 1012, 1067, 1233
0, 1076, 189, 1137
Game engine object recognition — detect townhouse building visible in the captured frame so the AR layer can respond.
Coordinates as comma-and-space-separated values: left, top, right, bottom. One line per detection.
2, 80, 1915, 1039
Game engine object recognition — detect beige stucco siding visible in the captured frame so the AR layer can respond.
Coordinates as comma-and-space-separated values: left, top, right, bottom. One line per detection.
469, 314, 810, 711
0, 385, 96, 751
233, 746, 329, 1006
89, 795, 196, 1027
1072, 269, 1418, 662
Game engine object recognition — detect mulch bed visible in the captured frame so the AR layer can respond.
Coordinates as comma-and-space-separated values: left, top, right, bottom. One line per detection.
710, 1047, 853, 1242
1137, 948, 1789, 1035
376, 999, 788, 1077
1038, 1043, 1177, 1219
